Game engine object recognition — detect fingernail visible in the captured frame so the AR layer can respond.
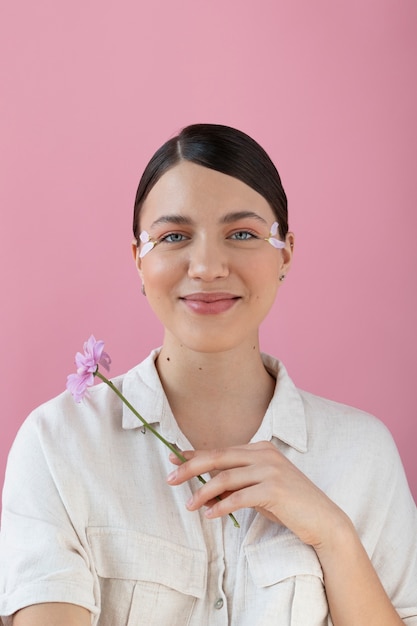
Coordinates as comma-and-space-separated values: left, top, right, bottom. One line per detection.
166, 470, 177, 483
186, 496, 194, 508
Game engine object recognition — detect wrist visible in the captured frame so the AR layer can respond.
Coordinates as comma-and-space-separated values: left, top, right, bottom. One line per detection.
312, 509, 358, 563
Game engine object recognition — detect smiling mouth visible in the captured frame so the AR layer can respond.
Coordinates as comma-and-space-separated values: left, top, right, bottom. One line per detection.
180, 292, 240, 314
182, 292, 239, 303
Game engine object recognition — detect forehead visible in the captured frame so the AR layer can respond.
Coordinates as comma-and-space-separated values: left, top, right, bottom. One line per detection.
140, 161, 275, 224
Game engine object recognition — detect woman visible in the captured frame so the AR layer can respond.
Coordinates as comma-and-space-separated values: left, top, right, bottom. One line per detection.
1, 124, 416, 625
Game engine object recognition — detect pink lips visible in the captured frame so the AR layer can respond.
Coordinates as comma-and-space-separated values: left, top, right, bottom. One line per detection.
181, 292, 240, 315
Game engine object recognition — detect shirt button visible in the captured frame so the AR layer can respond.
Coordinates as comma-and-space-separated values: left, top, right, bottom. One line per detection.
214, 598, 224, 610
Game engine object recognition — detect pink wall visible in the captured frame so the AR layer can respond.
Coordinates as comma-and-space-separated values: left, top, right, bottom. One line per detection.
1, 1, 416, 504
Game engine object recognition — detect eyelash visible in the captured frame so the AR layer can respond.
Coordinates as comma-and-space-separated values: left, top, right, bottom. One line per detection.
157, 229, 260, 245
229, 230, 259, 241
158, 232, 189, 244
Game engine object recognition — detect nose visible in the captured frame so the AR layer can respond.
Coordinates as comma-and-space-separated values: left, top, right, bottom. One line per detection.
187, 235, 229, 281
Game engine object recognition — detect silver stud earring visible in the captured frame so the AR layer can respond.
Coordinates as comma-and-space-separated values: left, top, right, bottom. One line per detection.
141, 283, 146, 296
279, 274, 286, 282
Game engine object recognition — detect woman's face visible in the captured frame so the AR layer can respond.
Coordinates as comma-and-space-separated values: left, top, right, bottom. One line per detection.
133, 161, 293, 354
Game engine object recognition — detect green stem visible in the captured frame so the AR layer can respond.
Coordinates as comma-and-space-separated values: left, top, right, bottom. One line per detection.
95, 370, 240, 528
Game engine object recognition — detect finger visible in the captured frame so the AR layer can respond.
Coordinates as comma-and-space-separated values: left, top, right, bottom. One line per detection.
185, 465, 263, 510
169, 441, 274, 469
167, 445, 260, 485
168, 450, 195, 466
203, 483, 265, 519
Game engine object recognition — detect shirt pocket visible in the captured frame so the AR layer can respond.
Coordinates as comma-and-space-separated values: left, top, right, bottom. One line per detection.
244, 532, 330, 626
87, 527, 207, 626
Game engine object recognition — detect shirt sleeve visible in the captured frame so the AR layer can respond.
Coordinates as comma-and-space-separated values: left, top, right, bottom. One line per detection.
358, 423, 417, 624
0, 410, 99, 624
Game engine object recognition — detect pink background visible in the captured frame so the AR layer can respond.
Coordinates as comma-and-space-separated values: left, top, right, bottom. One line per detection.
1, 1, 416, 504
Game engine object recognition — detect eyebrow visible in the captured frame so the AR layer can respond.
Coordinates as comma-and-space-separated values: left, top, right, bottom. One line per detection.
150, 211, 268, 229
220, 211, 267, 225
151, 214, 193, 228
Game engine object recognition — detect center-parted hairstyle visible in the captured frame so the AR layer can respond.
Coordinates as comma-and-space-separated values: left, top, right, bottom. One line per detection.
133, 123, 288, 243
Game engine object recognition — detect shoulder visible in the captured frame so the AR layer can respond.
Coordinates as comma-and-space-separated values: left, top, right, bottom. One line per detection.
23, 372, 125, 434
265, 354, 395, 457
293, 388, 411, 516
265, 355, 403, 487
266, 352, 395, 450
11, 348, 162, 459
298, 388, 397, 455
6, 374, 125, 478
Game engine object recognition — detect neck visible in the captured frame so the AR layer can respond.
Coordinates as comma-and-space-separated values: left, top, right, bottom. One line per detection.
155, 334, 276, 449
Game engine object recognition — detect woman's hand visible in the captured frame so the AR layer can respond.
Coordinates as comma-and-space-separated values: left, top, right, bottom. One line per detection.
167, 440, 349, 548
167, 441, 405, 625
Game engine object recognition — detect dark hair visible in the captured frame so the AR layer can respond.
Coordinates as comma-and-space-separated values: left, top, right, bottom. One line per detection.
133, 123, 288, 242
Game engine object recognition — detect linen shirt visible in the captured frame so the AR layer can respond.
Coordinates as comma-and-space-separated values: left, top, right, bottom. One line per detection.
0, 351, 416, 625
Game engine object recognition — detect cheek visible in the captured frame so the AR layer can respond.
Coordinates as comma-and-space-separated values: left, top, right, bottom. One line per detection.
247, 253, 281, 285
141, 255, 181, 293
252, 263, 281, 303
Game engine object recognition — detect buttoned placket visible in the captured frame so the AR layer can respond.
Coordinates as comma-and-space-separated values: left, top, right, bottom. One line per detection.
120, 350, 309, 625
200, 513, 229, 625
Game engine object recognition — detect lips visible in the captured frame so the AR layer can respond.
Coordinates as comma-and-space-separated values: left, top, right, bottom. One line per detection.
180, 292, 240, 314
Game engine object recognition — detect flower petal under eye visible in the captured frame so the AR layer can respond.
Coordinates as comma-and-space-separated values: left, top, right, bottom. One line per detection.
140, 230, 151, 243
268, 237, 286, 249
270, 222, 279, 236
139, 241, 156, 258
265, 222, 285, 249
139, 230, 158, 258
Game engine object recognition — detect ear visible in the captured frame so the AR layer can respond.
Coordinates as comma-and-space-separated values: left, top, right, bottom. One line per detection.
279, 232, 295, 276
131, 240, 143, 280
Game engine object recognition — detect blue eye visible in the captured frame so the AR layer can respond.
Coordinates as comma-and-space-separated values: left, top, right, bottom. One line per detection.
230, 230, 257, 241
160, 232, 188, 243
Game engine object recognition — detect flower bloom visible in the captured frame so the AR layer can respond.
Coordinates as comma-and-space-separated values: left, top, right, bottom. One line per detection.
139, 230, 157, 258
66, 335, 111, 402
265, 222, 286, 249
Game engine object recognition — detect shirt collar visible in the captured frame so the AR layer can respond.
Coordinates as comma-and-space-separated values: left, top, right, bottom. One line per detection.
257, 354, 308, 453
121, 349, 307, 453
121, 348, 167, 429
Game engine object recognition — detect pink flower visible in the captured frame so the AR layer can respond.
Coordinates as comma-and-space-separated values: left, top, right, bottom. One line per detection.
66, 335, 111, 402
66, 335, 239, 526
265, 222, 286, 249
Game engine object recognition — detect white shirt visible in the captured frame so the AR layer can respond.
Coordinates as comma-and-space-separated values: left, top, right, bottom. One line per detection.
0, 351, 416, 625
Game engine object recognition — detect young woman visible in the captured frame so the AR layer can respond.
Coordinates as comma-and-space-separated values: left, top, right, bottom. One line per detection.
1, 124, 416, 625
